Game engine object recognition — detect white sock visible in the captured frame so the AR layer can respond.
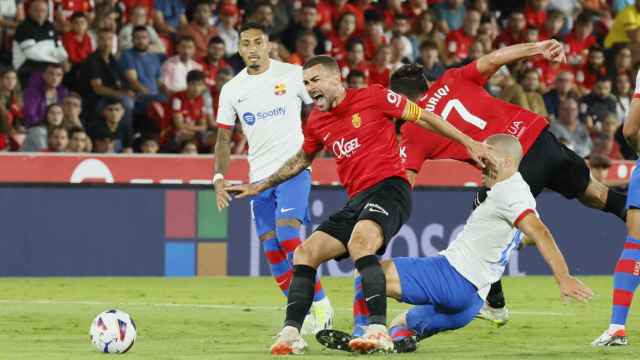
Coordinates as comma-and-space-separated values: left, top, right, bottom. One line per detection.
608, 324, 626, 334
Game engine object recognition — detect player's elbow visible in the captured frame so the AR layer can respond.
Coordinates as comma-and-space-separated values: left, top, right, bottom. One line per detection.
622, 121, 639, 142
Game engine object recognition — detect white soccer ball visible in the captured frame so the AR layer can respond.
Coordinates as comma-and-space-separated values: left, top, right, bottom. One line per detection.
89, 309, 137, 354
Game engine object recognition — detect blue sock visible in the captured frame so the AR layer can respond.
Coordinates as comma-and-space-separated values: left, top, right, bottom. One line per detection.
610, 236, 640, 326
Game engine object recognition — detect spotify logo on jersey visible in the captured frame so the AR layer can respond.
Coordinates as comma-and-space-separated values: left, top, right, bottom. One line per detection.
243, 112, 256, 125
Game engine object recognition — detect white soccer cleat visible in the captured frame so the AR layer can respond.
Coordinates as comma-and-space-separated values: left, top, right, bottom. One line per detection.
270, 326, 308, 355
299, 313, 316, 336
591, 329, 629, 347
348, 324, 394, 354
311, 298, 334, 334
476, 303, 509, 327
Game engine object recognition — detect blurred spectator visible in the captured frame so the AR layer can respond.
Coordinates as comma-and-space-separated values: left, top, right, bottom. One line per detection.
596, 112, 624, 159
140, 136, 159, 153
270, 0, 295, 38
247, 2, 276, 35
614, 0, 636, 14
23, 62, 68, 127
387, 14, 412, 41
216, 4, 239, 57
576, 46, 607, 93
180, 1, 217, 59
209, 67, 234, 117
87, 97, 132, 153
348, 0, 376, 34
327, 12, 357, 61
328, 0, 363, 32
579, 76, 617, 132
0, 67, 22, 151
62, 12, 93, 66
120, 26, 166, 111
608, 45, 633, 77
287, 30, 318, 66
539, 9, 565, 40
411, 11, 445, 58
589, 153, 612, 184
495, 11, 526, 48
524, 0, 549, 30
13, 0, 68, 85
120, 0, 155, 24
389, 34, 413, 70
61, 92, 83, 129
338, 38, 369, 81
180, 139, 198, 154
161, 34, 202, 94
119, 5, 166, 54
445, 9, 480, 64
495, 69, 530, 109
433, 0, 466, 33
614, 72, 632, 122
550, 97, 593, 157
369, 45, 392, 87
67, 126, 90, 152
544, 70, 578, 120
403, 0, 429, 20
46, 126, 68, 152
605, 0, 640, 48
346, 69, 367, 88
0, 0, 25, 65
200, 36, 231, 89
153, 0, 187, 35
522, 68, 549, 117
21, 103, 63, 151
360, 9, 387, 61
88, 4, 119, 54
55, 0, 94, 33
564, 12, 596, 66
281, 3, 326, 55
170, 70, 208, 147
418, 40, 445, 81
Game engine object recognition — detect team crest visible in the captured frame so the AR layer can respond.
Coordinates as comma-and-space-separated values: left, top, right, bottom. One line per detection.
352, 113, 361, 128
274, 83, 286, 95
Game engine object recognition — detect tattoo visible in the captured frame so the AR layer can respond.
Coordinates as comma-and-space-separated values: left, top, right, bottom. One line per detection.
260, 149, 314, 191
214, 127, 233, 176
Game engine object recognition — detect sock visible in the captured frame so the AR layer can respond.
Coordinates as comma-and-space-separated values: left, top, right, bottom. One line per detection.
608, 324, 626, 335
284, 264, 317, 331
355, 255, 387, 326
610, 235, 640, 327
389, 325, 416, 341
276, 223, 326, 301
352, 273, 369, 336
261, 235, 292, 296
604, 190, 628, 222
487, 280, 506, 309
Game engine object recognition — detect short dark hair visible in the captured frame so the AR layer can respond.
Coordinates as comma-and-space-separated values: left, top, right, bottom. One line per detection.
346, 69, 366, 82
364, 9, 382, 23
346, 37, 364, 52
49, 126, 68, 137
209, 36, 225, 46
596, 74, 612, 83
420, 40, 438, 52
70, 11, 86, 21
186, 70, 206, 83
69, 126, 86, 138
576, 12, 593, 26
217, 67, 234, 78
103, 97, 123, 108
177, 34, 195, 45
589, 45, 605, 54
303, 55, 339, 73
239, 21, 268, 36
132, 25, 148, 35
390, 64, 429, 101
45, 62, 64, 71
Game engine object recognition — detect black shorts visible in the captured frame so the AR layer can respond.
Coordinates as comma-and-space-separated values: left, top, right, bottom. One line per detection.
474, 129, 591, 207
315, 177, 412, 261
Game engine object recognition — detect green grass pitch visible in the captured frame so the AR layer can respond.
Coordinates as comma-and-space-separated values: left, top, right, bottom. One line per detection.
0, 276, 638, 359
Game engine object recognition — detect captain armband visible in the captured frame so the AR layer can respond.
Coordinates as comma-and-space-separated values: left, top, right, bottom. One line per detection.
403, 101, 424, 123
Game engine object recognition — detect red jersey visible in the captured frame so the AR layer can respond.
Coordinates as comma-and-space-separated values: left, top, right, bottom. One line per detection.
303, 85, 409, 197
338, 59, 370, 80
400, 61, 549, 172
445, 29, 473, 60
171, 91, 204, 126
62, 31, 93, 64
564, 32, 596, 63
368, 64, 390, 87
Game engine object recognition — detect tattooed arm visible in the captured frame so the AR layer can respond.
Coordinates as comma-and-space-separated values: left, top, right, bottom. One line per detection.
213, 127, 233, 210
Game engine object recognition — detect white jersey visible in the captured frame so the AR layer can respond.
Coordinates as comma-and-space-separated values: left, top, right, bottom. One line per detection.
216, 60, 313, 182
441, 172, 536, 299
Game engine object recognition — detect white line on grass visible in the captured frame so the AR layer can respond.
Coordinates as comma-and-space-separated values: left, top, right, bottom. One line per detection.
0, 299, 573, 316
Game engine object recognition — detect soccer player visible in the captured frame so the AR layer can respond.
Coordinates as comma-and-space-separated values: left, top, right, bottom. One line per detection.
592, 69, 640, 347
318, 134, 593, 353
387, 39, 627, 326
226, 55, 494, 355
212, 22, 333, 334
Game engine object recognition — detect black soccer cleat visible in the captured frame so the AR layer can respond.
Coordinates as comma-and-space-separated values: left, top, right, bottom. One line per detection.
315, 329, 418, 353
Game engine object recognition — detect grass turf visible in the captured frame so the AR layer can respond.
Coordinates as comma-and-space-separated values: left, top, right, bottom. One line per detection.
0, 276, 638, 359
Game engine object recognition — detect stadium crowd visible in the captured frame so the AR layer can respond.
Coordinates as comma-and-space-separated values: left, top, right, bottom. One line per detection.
0, 0, 638, 169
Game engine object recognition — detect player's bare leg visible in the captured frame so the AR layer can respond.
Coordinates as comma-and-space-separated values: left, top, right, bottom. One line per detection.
578, 176, 627, 221
270, 231, 345, 355
347, 222, 393, 353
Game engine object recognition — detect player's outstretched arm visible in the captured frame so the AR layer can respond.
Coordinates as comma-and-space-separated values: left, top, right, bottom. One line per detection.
476, 40, 566, 78
213, 127, 233, 211
517, 213, 594, 303
401, 101, 494, 168
623, 94, 640, 153
225, 148, 317, 198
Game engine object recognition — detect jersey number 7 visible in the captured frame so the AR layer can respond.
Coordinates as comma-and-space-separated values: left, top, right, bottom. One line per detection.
441, 99, 487, 130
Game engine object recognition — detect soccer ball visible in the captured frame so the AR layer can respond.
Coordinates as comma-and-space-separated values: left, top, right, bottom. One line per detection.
89, 309, 137, 354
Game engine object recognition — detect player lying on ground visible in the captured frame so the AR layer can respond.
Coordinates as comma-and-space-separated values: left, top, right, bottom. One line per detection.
318, 134, 593, 354
213, 22, 333, 334
592, 69, 640, 347
226, 54, 494, 355
384, 39, 627, 328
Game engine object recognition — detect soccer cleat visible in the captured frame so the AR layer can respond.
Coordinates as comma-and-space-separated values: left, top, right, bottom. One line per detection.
348, 324, 394, 354
311, 298, 334, 334
270, 326, 308, 355
316, 329, 418, 353
591, 329, 629, 347
476, 303, 509, 327
299, 314, 316, 336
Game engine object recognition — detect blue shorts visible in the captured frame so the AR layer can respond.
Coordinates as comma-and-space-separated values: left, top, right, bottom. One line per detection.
627, 161, 640, 210
393, 255, 479, 311
251, 170, 311, 235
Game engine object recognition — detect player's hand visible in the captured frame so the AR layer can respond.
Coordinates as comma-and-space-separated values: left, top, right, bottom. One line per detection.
558, 275, 593, 303
539, 39, 566, 63
224, 183, 261, 199
214, 179, 232, 211
467, 140, 496, 169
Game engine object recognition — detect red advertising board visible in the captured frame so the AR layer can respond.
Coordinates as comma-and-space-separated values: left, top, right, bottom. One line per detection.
0, 153, 634, 186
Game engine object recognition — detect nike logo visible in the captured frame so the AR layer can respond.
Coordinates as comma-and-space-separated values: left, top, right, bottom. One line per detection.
286, 302, 296, 308
323, 133, 331, 141
365, 295, 380, 302
238, 97, 248, 103
281, 208, 295, 213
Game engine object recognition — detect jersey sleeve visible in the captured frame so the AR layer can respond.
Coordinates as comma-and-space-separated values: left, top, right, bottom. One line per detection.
495, 183, 537, 227
400, 122, 431, 172
301, 117, 323, 155
215, 84, 236, 129
369, 84, 408, 119
295, 66, 313, 105
458, 61, 488, 87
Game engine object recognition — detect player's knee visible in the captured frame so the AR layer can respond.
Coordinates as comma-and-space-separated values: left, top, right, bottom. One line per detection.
348, 220, 383, 256
292, 241, 319, 268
